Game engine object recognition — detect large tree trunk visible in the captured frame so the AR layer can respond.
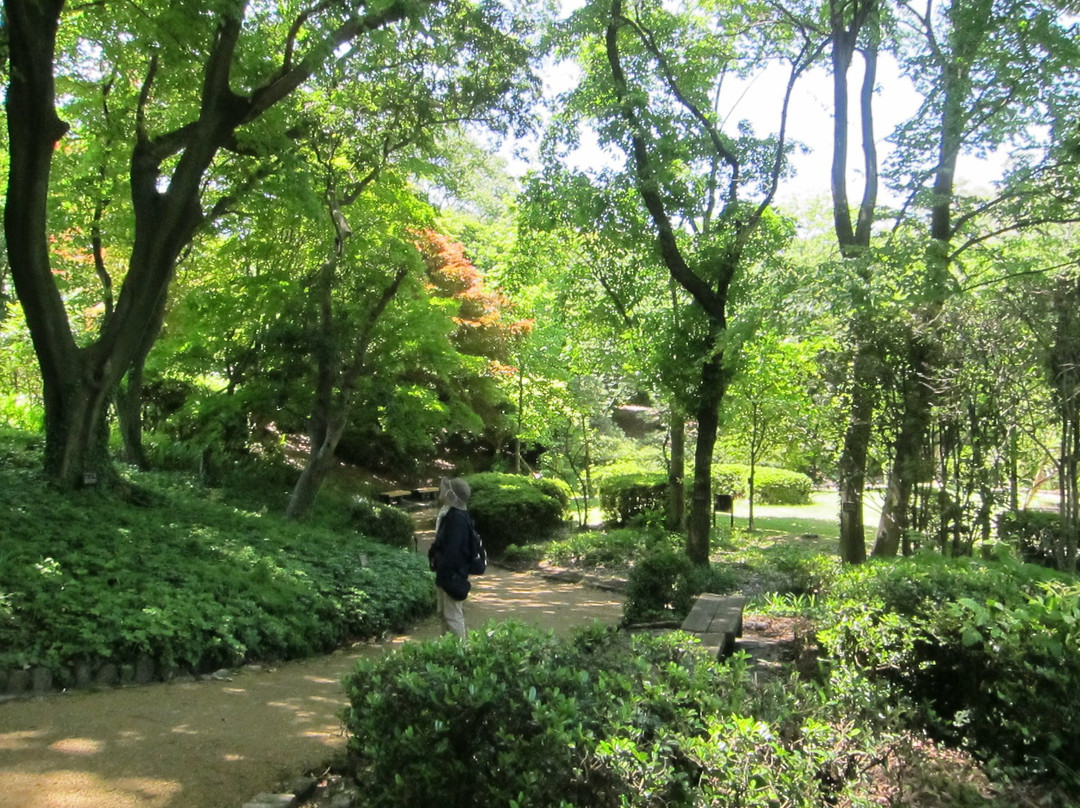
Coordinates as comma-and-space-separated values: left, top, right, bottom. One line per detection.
829, 0, 880, 563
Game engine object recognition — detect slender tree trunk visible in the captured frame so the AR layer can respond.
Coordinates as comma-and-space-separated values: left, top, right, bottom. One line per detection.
838, 344, 875, 563
687, 353, 727, 565
828, 0, 880, 563
286, 263, 407, 520
666, 410, 686, 531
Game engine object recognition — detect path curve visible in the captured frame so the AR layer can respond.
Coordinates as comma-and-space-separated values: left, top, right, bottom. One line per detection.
0, 558, 623, 808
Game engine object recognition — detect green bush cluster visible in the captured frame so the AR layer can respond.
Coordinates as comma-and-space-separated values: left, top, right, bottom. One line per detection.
623, 543, 738, 625
0, 456, 433, 679
342, 621, 865, 808
466, 472, 567, 555
539, 528, 652, 570
818, 556, 1080, 786
714, 464, 813, 505
598, 471, 667, 525
348, 498, 416, 549
996, 509, 1064, 568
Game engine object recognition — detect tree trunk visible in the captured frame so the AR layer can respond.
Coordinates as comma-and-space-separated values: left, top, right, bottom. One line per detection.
873, 337, 935, 556
287, 416, 346, 519
115, 299, 167, 470
828, 0, 880, 562
666, 409, 686, 531
285, 263, 407, 520
687, 353, 727, 565
837, 344, 876, 563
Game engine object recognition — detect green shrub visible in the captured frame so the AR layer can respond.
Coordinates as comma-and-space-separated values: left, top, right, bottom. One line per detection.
348, 498, 415, 549
534, 475, 572, 508
0, 438, 434, 678
996, 509, 1064, 568
818, 556, 1080, 786
712, 465, 749, 499
598, 472, 667, 526
623, 544, 692, 624
342, 621, 863, 808
713, 464, 812, 505
754, 467, 813, 504
544, 528, 652, 570
467, 472, 566, 556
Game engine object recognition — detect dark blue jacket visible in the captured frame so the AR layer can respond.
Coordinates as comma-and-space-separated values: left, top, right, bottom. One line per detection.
429, 507, 473, 600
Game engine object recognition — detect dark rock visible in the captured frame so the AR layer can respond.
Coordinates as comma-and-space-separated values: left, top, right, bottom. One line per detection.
134, 655, 155, 684
290, 777, 317, 801
95, 663, 119, 687
31, 667, 53, 694
6, 669, 30, 695
120, 664, 135, 684
74, 662, 94, 688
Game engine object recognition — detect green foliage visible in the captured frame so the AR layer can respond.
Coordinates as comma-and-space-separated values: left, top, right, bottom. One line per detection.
0, 394, 43, 432
714, 464, 813, 505
996, 509, 1064, 568
347, 498, 416, 550
342, 621, 865, 808
818, 556, 1080, 786
598, 471, 667, 526
623, 543, 692, 624
467, 472, 567, 555
0, 433, 433, 678
540, 527, 653, 570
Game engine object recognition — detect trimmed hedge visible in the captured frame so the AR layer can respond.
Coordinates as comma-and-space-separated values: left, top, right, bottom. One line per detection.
714, 464, 812, 505
466, 472, 566, 556
348, 498, 416, 549
598, 471, 667, 526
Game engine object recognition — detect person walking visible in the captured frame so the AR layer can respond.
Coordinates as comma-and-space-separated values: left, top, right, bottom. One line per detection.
428, 477, 475, 639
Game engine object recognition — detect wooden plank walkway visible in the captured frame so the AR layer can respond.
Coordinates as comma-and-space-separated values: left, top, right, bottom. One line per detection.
680, 593, 747, 660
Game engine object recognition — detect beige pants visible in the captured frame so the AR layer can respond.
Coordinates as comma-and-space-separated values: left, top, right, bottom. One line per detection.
437, 586, 466, 639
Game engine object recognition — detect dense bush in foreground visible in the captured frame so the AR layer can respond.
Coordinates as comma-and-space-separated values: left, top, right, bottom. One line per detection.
342, 621, 867, 808
0, 431, 433, 679
819, 556, 1080, 787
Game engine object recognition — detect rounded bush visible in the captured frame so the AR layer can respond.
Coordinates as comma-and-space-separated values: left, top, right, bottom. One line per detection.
713, 464, 812, 505
623, 544, 692, 624
598, 472, 667, 526
348, 498, 415, 549
466, 472, 566, 556
342, 621, 860, 808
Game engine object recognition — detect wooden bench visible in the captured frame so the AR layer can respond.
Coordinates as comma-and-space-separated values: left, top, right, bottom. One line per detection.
378, 489, 412, 506
412, 486, 440, 502
680, 593, 746, 660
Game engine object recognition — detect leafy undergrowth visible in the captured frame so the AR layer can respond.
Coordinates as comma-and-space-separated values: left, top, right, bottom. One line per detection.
0, 428, 434, 680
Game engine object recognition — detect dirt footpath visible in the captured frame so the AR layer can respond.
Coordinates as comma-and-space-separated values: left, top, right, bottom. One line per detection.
0, 566, 624, 808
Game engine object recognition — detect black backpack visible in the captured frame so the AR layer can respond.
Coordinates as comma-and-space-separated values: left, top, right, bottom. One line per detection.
467, 522, 487, 575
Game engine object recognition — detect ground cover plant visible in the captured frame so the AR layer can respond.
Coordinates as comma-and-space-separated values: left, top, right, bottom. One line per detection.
0, 428, 433, 682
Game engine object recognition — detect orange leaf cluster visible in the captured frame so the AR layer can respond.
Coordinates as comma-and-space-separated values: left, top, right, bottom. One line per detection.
416, 230, 533, 363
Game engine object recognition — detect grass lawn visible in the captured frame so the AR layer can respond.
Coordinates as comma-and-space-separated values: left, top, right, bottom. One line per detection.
728, 490, 884, 540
